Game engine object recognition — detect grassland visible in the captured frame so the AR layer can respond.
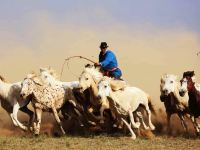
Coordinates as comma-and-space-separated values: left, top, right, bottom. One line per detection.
0, 134, 200, 150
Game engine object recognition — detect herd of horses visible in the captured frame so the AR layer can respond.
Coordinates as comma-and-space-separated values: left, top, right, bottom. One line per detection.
0, 64, 200, 140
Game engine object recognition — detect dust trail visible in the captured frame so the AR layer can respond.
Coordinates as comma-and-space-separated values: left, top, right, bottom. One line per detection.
0, 108, 198, 137
152, 109, 196, 137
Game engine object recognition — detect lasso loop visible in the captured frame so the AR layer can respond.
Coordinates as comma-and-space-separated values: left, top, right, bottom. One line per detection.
60, 56, 96, 80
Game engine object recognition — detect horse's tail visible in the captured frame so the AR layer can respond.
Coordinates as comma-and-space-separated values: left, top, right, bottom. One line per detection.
147, 96, 156, 116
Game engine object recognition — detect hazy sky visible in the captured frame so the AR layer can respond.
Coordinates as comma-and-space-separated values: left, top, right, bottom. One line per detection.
0, 1, 200, 107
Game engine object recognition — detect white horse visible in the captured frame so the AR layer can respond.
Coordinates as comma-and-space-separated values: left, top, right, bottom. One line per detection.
97, 76, 155, 139
160, 74, 190, 133
78, 65, 112, 123
0, 75, 34, 131
79, 64, 150, 127
40, 67, 79, 89
39, 67, 96, 126
20, 73, 68, 135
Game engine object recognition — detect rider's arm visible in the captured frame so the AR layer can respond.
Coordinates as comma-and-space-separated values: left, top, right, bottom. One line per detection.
99, 52, 114, 67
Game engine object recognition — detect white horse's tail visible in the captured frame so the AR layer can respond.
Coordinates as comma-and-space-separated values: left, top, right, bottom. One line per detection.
147, 96, 156, 115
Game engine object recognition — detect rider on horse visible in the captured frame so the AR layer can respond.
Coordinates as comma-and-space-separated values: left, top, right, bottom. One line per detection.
94, 42, 122, 80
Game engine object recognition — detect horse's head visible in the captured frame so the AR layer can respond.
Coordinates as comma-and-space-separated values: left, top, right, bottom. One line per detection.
79, 71, 94, 92
79, 65, 103, 92
183, 71, 196, 82
40, 67, 58, 86
97, 77, 111, 99
160, 74, 177, 96
0, 75, 6, 83
20, 73, 43, 99
179, 76, 195, 97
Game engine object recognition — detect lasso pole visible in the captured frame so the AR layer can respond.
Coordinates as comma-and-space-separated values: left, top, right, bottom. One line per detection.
60, 56, 96, 80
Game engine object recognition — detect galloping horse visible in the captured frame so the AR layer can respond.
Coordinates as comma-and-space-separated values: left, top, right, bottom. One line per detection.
160, 74, 190, 134
97, 76, 156, 140
0, 75, 33, 131
39, 67, 100, 128
40, 67, 79, 88
78, 64, 108, 124
179, 71, 200, 135
20, 73, 67, 135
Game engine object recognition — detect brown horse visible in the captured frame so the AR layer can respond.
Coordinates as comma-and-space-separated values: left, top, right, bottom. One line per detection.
179, 72, 200, 135
160, 74, 190, 134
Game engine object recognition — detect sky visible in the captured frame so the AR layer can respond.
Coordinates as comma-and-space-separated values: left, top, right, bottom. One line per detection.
0, 0, 200, 107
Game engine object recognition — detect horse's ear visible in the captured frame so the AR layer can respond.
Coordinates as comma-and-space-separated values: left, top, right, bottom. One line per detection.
85, 64, 90, 68
161, 75, 165, 81
40, 67, 45, 72
30, 71, 37, 76
192, 71, 195, 76
85, 64, 93, 68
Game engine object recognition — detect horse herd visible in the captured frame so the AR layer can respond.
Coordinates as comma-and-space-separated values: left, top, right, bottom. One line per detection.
0, 64, 200, 140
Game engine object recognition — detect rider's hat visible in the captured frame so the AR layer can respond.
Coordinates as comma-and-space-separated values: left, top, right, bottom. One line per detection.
100, 42, 108, 49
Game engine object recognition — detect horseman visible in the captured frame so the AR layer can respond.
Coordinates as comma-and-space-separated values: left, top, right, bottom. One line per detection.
94, 42, 122, 80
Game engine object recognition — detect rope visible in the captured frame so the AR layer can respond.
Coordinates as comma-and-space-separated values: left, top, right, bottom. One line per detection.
60, 56, 96, 80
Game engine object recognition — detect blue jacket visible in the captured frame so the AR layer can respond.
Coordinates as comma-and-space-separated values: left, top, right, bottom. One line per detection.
99, 50, 122, 78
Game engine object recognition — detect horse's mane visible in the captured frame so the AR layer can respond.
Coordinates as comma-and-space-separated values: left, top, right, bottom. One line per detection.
183, 71, 195, 78
48, 68, 58, 79
42, 67, 58, 79
161, 74, 177, 81
83, 64, 103, 80
27, 71, 37, 79
0, 75, 6, 82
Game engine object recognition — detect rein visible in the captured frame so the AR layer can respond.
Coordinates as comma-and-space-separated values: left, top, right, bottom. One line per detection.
60, 56, 96, 80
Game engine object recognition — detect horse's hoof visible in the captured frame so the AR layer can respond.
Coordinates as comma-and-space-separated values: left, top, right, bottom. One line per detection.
88, 107, 94, 113
88, 121, 96, 126
29, 127, 32, 131
22, 126, 28, 131
134, 122, 141, 129
130, 135, 136, 140
144, 126, 150, 130
112, 124, 117, 128
150, 125, 155, 131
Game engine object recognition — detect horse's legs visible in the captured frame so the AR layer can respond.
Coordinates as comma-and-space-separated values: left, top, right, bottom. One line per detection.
52, 106, 66, 135
99, 105, 105, 124
34, 108, 42, 135
10, 113, 18, 126
191, 116, 200, 135
136, 111, 149, 130
13, 103, 28, 131
128, 110, 140, 129
121, 118, 136, 140
177, 113, 188, 133
144, 103, 155, 130
20, 106, 34, 126
167, 113, 171, 134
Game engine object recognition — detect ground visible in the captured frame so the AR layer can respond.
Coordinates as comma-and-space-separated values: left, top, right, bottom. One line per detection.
0, 134, 200, 150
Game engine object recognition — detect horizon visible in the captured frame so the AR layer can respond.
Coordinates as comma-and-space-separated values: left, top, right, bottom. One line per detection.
0, 1, 200, 108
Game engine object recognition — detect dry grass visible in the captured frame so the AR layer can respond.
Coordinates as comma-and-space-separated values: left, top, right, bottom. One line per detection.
0, 109, 200, 150
0, 134, 200, 150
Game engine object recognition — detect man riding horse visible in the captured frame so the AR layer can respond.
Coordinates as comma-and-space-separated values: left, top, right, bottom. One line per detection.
94, 42, 122, 80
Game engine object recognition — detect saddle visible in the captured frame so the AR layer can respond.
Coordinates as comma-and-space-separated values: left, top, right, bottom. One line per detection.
110, 79, 127, 91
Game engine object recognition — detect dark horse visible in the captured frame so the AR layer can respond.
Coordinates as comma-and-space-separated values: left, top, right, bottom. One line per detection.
179, 71, 200, 135
160, 93, 190, 134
